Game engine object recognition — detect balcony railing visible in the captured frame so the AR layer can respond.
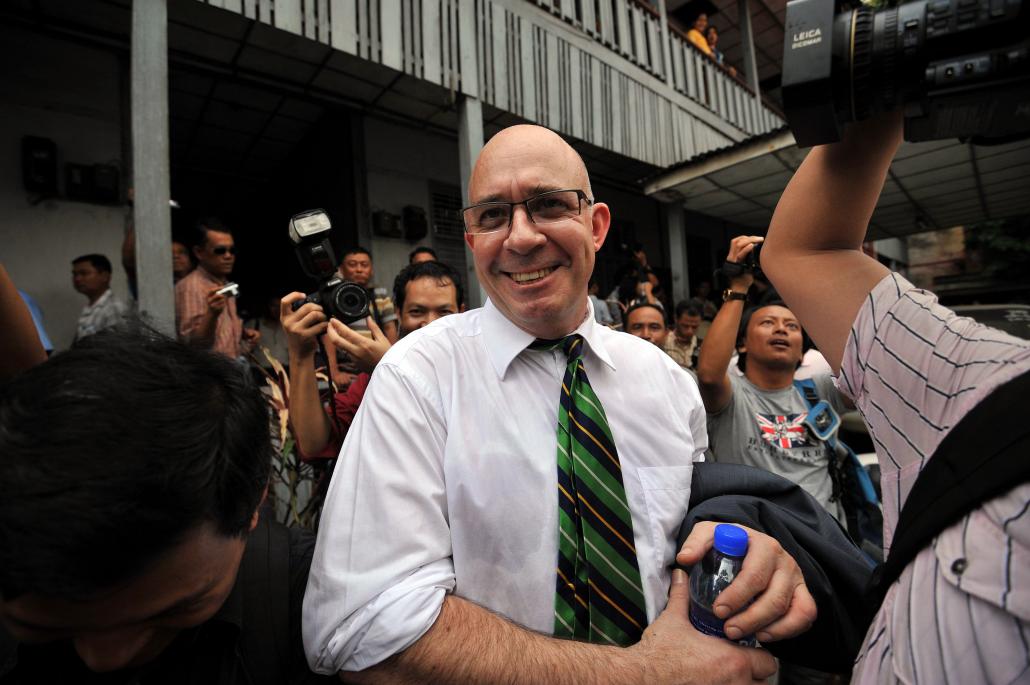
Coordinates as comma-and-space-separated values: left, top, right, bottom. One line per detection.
199, 0, 783, 168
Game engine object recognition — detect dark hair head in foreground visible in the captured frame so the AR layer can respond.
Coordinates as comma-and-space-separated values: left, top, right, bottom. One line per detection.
0, 327, 272, 602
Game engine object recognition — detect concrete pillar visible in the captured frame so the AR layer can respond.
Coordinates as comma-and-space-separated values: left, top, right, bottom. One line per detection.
737, 0, 762, 102
662, 201, 689, 306
131, 0, 174, 334
457, 95, 487, 308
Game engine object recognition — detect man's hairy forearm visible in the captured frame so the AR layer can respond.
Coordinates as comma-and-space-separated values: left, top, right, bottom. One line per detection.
343, 596, 645, 685
288, 349, 332, 456
765, 112, 903, 258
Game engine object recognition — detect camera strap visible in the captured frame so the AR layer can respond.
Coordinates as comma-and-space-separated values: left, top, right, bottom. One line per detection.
869, 368, 1030, 605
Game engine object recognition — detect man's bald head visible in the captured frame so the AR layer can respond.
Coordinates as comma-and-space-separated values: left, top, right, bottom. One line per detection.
469, 125, 592, 203
462, 124, 612, 340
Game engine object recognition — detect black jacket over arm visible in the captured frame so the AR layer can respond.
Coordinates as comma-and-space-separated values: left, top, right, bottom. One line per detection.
677, 462, 878, 673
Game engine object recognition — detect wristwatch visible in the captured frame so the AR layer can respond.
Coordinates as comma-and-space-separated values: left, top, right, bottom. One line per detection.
722, 289, 748, 303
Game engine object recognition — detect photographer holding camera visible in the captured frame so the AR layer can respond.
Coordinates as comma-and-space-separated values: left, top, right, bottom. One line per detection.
763, 110, 1030, 683
280, 259, 465, 459
175, 218, 260, 360
696, 236, 852, 525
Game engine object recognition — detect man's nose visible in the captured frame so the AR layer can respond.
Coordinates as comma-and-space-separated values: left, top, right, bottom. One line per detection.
74, 629, 154, 673
504, 206, 546, 253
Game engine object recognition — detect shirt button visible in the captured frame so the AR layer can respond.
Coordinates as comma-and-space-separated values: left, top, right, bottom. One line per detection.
951, 558, 968, 575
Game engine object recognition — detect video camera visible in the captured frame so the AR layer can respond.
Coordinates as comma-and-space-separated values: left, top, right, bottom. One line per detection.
288, 209, 371, 324
781, 0, 1030, 146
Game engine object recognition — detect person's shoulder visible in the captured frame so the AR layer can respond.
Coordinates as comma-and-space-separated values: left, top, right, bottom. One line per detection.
599, 327, 685, 377
381, 309, 482, 367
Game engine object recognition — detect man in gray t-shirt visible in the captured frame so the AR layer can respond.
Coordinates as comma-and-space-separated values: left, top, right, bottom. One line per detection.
706, 374, 848, 517
696, 235, 852, 519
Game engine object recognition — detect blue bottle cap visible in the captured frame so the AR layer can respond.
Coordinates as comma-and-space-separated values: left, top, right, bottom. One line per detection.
713, 524, 749, 557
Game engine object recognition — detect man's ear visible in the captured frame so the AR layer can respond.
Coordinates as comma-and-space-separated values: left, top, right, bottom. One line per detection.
193, 244, 204, 260
464, 233, 475, 251
590, 202, 612, 252
249, 485, 269, 532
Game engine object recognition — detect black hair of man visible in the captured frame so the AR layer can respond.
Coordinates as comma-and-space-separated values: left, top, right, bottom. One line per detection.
674, 301, 702, 320
624, 301, 666, 322
195, 216, 233, 246
408, 246, 438, 263
341, 245, 372, 262
0, 327, 272, 601
393, 260, 465, 314
71, 254, 112, 273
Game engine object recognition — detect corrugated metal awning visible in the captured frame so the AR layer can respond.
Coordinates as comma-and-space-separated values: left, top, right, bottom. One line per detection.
643, 131, 1030, 240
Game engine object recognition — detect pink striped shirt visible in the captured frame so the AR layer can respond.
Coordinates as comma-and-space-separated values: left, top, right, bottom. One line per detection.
839, 273, 1030, 684
174, 266, 243, 359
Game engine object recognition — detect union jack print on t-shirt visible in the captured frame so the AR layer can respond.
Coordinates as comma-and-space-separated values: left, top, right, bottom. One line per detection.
755, 412, 809, 449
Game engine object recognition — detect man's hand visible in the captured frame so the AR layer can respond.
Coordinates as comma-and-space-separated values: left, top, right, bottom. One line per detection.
725, 236, 763, 293
630, 569, 778, 684
206, 288, 228, 314
280, 292, 328, 358
326, 316, 392, 373
677, 522, 817, 643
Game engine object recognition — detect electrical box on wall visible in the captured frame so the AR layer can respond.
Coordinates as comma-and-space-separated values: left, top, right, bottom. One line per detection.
22, 136, 58, 195
66, 163, 120, 204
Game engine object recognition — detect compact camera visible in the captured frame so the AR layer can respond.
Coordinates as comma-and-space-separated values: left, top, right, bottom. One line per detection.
215, 282, 240, 298
781, 0, 1030, 145
288, 209, 371, 324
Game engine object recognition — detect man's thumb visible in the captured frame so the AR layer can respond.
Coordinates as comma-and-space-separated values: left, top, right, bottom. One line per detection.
666, 568, 690, 612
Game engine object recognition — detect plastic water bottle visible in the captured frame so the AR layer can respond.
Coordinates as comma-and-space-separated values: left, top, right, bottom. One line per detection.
688, 523, 757, 647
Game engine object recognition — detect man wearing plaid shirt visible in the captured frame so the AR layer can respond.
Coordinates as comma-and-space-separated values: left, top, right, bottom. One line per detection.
175, 218, 260, 359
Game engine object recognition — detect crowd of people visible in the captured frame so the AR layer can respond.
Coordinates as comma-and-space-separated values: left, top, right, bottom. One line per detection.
1, 114, 1028, 685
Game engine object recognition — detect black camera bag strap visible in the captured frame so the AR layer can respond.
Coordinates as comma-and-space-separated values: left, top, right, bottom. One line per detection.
869, 368, 1030, 605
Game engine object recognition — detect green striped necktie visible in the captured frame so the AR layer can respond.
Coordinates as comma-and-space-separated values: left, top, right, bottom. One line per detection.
529, 334, 647, 646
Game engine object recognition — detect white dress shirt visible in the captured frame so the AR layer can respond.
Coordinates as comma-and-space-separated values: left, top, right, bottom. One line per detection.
303, 298, 708, 674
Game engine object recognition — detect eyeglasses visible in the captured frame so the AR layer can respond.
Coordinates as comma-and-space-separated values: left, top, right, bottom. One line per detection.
462, 189, 593, 235
213, 246, 237, 256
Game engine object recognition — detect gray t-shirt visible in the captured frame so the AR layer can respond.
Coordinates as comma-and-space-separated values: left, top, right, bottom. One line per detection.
706, 374, 849, 518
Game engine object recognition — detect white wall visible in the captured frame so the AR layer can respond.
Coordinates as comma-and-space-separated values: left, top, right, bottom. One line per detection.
363, 117, 461, 290
0, 26, 128, 351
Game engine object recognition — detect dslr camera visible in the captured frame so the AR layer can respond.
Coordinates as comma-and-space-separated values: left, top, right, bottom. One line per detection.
288, 209, 370, 324
782, 0, 1030, 145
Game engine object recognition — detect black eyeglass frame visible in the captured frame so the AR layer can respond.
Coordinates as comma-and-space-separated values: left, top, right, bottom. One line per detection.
461, 189, 594, 235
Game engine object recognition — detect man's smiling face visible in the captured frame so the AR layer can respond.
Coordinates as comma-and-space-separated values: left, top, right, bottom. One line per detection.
465, 126, 610, 339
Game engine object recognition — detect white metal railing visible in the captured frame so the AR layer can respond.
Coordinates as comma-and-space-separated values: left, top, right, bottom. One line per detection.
199, 0, 783, 167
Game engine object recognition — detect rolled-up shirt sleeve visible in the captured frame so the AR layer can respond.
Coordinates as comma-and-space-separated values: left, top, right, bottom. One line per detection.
302, 361, 455, 674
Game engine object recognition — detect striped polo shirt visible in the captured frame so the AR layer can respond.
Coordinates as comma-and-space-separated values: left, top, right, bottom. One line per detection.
841, 273, 1030, 684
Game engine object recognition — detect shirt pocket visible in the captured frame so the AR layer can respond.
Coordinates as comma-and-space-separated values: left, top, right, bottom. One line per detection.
636, 465, 694, 573
933, 508, 1030, 622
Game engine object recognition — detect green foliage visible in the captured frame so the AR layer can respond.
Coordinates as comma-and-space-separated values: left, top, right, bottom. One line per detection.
966, 216, 1030, 277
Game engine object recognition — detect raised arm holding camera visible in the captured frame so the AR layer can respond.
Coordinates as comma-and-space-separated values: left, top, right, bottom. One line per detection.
696, 236, 852, 525
763, 111, 1030, 684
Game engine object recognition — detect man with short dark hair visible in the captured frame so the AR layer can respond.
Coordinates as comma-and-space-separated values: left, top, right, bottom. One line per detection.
174, 218, 260, 359
664, 302, 703, 371
408, 246, 438, 264
71, 253, 127, 341
696, 236, 849, 520
624, 302, 668, 347
281, 260, 465, 459
0, 329, 333, 684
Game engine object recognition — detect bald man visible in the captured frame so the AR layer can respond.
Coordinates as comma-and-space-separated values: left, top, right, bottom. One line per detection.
303, 126, 814, 683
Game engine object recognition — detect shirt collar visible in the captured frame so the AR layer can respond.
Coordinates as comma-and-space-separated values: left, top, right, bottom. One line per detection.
481, 297, 616, 380
197, 264, 227, 285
